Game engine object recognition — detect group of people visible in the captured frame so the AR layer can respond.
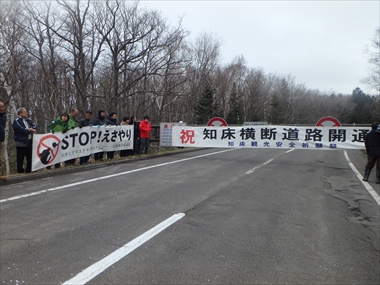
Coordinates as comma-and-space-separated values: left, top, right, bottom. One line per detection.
47, 109, 152, 166
0, 102, 152, 178
2, 101, 380, 183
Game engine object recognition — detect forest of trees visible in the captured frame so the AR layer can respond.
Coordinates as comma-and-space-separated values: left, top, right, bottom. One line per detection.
1, 0, 379, 136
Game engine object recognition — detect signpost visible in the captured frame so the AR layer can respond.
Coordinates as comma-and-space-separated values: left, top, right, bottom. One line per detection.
315, 116, 342, 127
207, 117, 228, 127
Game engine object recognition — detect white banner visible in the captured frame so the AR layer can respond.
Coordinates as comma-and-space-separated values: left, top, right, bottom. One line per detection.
172, 126, 368, 150
32, 125, 133, 171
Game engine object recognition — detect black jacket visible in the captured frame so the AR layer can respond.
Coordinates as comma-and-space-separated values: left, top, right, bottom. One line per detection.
365, 129, 380, 157
0, 112, 5, 142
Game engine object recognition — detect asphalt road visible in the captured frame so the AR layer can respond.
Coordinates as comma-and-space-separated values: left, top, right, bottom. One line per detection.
1, 148, 379, 285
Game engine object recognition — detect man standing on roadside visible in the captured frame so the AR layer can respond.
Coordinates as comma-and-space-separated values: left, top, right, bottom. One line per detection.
363, 121, 380, 183
12, 107, 37, 173
0, 101, 6, 180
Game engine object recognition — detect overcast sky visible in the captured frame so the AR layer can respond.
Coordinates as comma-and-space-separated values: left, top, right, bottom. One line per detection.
141, 0, 379, 95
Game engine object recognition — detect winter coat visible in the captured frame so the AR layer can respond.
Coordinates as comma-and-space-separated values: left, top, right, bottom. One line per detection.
0, 111, 6, 142
129, 121, 140, 138
47, 117, 69, 133
139, 120, 152, 139
67, 114, 78, 130
79, 118, 93, 128
365, 129, 380, 157
12, 117, 37, 145
93, 116, 107, 126
106, 118, 119, 126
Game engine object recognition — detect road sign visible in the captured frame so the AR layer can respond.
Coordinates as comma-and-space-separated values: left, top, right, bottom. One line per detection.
315, 116, 342, 127
207, 117, 228, 127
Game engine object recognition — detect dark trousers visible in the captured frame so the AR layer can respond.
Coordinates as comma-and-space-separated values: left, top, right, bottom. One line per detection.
80, 155, 90, 165
365, 156, 380, 169
134, 137, 140, 155
16, 139, 33, 173
94, 152, 104, 161
107, 151, 115, 159
140, 138, 149, 154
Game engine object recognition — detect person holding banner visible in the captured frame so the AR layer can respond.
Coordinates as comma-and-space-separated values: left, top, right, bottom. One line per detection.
12, 107, 37, 173
79, 110, 94, 165
47, 112, 69, 169
129, 116, 140, 155
93, 109, 107, 161
139, 116, 152, 155
106, 112, 119, 159
65, 108, 79, 166
363, 121, 380, 183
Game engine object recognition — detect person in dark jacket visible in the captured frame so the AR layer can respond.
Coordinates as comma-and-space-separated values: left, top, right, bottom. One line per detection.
12, 107, 37, 173
129, 116, 140, 155
79, 110, 94, 165
93, 109, 107, 126
79, 110, 94, 128
93, 109, 107, 161
0, 101, 6, 180
363, 121, 380, 183
106, 112, 119, 159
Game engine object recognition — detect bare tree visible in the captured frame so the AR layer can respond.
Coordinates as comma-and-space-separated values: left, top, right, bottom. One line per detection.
362, 27, 380, 95
51, 0, 108, 112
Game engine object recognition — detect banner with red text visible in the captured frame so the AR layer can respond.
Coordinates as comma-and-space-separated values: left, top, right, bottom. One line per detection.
172, 126, 368, 150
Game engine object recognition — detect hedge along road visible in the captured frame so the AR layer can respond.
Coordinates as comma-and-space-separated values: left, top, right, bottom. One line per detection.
0, 148, 379, 285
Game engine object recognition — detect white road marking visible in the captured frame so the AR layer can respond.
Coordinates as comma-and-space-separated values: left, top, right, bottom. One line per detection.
245, 159, 274, 174
1, 149, 236, 203
344, 150, 380, 206
286, 148, 295, 153
62, 213, 185, 285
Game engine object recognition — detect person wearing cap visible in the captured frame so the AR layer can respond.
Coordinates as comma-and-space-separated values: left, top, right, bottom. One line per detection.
79, 110, 94, 165
79, 110, 94, 128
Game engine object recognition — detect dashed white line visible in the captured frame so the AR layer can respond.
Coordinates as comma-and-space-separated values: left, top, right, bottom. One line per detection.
245, 159, 274, 174
62, 213, 185, 285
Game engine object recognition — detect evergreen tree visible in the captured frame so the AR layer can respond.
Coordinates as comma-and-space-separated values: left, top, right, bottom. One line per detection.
195, 83, 218, 124
226, 82, 243, 124
349, 87, 375, 123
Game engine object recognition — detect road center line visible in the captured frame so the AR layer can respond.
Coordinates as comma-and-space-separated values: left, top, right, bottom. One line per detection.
62, 213, 185, 285
245, 159, 274, 174
0, 149, 235, 204
344, 150, 380, 206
